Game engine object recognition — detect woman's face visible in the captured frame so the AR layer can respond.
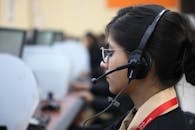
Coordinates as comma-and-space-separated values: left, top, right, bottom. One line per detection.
100, 36, 129, 94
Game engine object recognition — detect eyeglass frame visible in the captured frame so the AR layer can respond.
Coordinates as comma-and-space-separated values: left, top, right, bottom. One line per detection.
100, 47, 130, 63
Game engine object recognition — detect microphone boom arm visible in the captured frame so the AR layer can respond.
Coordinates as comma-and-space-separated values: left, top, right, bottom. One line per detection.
91, 64, 130, 83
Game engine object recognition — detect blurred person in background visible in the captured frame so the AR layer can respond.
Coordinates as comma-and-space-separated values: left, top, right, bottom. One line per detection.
82, 32, 103, 78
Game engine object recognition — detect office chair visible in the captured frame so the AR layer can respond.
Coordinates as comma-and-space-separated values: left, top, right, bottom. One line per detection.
23, 45, 71, 101
176, 76, 195, 130
176, 76, 195, 114
0, 54, 39, 130
53, 40, 90, 81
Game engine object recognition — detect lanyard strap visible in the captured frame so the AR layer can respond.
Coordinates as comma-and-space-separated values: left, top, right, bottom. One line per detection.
136, 97, 178, 130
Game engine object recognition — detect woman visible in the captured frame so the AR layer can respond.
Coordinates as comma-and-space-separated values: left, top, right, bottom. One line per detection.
100, 4, 194, 130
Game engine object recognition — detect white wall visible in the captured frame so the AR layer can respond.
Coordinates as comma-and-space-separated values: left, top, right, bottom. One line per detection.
0, 0, 118, 36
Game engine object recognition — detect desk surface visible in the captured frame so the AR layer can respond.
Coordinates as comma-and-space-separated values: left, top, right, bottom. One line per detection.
34, 94, 84, 130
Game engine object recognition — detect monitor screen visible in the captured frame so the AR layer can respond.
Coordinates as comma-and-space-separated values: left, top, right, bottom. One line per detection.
0, 28, 25, 57
35, 31, 54, 45
35, 30, 64, 45
53, 32, 64, 42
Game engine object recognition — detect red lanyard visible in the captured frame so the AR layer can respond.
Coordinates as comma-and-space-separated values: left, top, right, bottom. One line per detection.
136, 97, 178, 130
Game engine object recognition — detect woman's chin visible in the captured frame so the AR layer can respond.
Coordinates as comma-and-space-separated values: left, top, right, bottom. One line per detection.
109, 85, 118, 94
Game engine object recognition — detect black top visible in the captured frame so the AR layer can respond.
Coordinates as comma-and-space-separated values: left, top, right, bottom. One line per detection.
104, 107, 189, 130
91, 80, 133, 114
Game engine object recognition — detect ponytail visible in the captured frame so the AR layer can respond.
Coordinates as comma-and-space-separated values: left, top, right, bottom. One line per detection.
183, 14, 195, 85
183, 39, 195, 85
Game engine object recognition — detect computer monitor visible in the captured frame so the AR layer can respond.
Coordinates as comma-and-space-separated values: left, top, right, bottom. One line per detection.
35, 30, 54, 45
35, 30, 64, 46
53, 32, 64, 42
0, 27, 26, 57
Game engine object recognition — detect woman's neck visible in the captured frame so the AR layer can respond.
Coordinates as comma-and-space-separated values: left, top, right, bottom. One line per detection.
129, 80, 164, 110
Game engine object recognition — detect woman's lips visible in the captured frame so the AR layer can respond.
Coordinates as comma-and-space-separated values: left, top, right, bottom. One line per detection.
106, 76, 110, 81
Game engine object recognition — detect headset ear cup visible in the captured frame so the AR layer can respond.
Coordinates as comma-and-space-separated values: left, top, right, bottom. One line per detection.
127, 50, 151, 79
140, 52, 152, 78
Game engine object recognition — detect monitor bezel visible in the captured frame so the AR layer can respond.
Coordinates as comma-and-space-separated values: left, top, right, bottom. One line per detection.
0, 27, 26, 58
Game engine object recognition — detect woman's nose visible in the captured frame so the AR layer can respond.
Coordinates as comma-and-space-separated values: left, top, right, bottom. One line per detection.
100, 60, 108, 70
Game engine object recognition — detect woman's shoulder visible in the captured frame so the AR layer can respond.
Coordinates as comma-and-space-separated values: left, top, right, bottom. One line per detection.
144, 107, 189, 130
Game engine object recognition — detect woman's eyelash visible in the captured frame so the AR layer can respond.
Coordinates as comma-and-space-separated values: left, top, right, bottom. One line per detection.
105, 43, 109, 48
108, 50, 114, 55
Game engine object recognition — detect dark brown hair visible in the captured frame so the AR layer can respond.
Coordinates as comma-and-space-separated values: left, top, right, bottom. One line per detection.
106, 4, 195, 86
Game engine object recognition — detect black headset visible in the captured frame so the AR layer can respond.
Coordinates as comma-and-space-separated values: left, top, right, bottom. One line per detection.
92, 9, 168, 84
127, 9, 167, 79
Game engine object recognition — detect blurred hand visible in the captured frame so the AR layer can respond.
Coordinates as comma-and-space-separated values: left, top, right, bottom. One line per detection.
71, 81, 91, 91
72, 90, 94, 103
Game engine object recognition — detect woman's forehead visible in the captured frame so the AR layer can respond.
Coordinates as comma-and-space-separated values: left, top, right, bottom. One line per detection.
107, 36, 124, 49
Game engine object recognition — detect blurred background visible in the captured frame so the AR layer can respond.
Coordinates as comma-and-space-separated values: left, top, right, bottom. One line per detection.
0, 0, 184, 37
0, 0, 194, 37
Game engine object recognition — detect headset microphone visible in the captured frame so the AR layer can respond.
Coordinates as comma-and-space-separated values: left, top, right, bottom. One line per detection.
91, 64, 130, 84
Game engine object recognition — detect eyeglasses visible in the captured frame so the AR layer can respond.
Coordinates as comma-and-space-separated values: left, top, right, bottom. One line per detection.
100, 47, 127, 63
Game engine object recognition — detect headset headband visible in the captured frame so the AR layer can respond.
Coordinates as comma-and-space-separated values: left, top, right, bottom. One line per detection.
138, 9, 167, 51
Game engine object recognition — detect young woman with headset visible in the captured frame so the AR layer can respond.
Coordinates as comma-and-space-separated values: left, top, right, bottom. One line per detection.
89, 4, 195, 130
